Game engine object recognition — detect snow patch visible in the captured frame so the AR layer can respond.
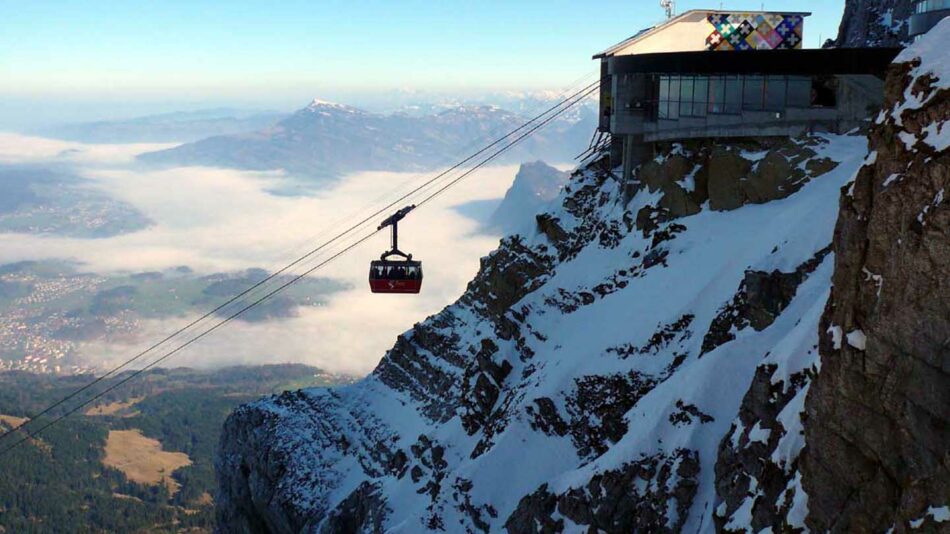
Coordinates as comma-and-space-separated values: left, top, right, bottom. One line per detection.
863, 267, 884, 298
896, 17, 950, 89
725, 493, 757, 532
677, 164, 701, 193
827, 325, 843, 350
771, 383, 809, 470
740, 149, 770, 162
892, 18, 950, 119
846, 329, 867, 351
748, 422, 771, 444
882, 173, 901, 188
784, 471, 809, 529
933, 505, 950, 522
899, 131, 918, 150
921, 121, 950, 152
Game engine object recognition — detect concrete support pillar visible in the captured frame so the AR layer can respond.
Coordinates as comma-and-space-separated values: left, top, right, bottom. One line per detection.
609, 134, 624, 170
622, 135, 637, 184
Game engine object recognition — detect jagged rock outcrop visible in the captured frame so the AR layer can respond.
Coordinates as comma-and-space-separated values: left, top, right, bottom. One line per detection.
829, 0, 913, 48
632, 137, 838, 217
505, 449, 701, 533
701, 247, 831, 356
802, 20, 950, 533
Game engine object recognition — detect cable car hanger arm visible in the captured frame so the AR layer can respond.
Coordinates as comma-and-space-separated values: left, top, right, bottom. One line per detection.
378, 205, 416, 261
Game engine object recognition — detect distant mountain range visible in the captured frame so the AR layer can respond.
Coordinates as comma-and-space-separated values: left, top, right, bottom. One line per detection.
136, 98, 598, 180
37, 108, 287, 144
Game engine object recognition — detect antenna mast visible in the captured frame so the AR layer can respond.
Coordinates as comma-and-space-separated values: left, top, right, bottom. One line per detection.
660, 0, 675, 19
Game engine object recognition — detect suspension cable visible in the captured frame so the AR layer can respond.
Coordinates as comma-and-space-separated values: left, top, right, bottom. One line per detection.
0, 81, 600, 458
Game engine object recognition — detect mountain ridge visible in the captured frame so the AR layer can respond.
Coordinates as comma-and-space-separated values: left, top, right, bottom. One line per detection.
137, 99, 598, 180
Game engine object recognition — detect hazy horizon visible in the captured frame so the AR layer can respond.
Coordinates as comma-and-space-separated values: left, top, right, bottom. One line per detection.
2, 0, 846, 129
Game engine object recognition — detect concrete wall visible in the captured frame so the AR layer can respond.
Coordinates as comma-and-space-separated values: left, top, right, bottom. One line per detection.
609, 12, 711, 56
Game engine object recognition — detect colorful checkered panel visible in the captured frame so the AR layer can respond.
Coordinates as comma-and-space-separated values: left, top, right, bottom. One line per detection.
706, 13, 804, 51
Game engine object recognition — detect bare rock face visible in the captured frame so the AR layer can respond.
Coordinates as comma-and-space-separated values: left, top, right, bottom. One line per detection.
830, 0, 913, 48
633, 138, 837, 215
801, 32, 950, 532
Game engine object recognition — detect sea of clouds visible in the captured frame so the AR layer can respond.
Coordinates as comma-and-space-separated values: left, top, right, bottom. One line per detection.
0, 132, 532, 376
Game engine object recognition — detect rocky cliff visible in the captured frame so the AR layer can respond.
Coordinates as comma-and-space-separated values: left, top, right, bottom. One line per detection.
829, 0, 913, 48
802, 18, 950, 533
216, 124, 869, 532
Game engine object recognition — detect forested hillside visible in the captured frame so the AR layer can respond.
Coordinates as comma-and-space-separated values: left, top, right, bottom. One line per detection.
0, 365, 352, 533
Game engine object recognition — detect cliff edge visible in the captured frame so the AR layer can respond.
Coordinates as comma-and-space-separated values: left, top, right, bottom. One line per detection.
802, 18, 950, 533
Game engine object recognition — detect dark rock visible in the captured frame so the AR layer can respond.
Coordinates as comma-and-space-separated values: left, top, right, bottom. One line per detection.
504, 484, 563, 534
319, 482, 388, 534
701, 247, 831, 355
801, 55, 950, 532
527, 397, 568, 437
566, 372, 657, 459
714, 365, 811, 533
707, 148, 754, 211
669, 399, 714, 427
505, 450, 701, 534
536, 213, 569, 246
830, 0, 913, 48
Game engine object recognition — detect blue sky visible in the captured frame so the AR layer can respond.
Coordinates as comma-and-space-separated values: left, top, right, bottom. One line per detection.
1, 0, 845, 123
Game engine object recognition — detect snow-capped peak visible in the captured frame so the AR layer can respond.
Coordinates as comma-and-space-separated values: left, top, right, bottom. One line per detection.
304, 98, 360, 113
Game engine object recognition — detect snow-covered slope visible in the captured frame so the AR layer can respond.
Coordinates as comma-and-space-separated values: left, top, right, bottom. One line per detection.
216, 130, 870, 532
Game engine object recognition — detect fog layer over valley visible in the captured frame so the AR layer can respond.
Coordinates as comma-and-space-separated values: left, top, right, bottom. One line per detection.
0, 132, 564, 376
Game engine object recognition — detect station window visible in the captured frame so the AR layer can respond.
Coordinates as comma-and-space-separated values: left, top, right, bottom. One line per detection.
786, 76, 811, 107
916, 0, 950, 13
651, 73, 835, 120
658, 76, 680, 119
658, 75, 708, 118
764, 76, 787, 111
708, 76, 741, 114
743, 76, 765, 111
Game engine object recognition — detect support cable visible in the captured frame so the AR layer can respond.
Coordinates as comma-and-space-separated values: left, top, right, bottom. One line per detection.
0, 81, 599, 458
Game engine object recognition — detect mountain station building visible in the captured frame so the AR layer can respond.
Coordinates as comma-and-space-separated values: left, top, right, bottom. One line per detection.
594, 10, 901, 181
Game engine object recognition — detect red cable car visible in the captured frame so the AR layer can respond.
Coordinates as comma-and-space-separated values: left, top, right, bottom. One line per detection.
369, 205, 423, 294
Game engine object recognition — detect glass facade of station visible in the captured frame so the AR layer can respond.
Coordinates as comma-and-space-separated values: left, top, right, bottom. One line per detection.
652, 74, 836, 120
915, 0, 950, 13
910, 0, 950, 38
